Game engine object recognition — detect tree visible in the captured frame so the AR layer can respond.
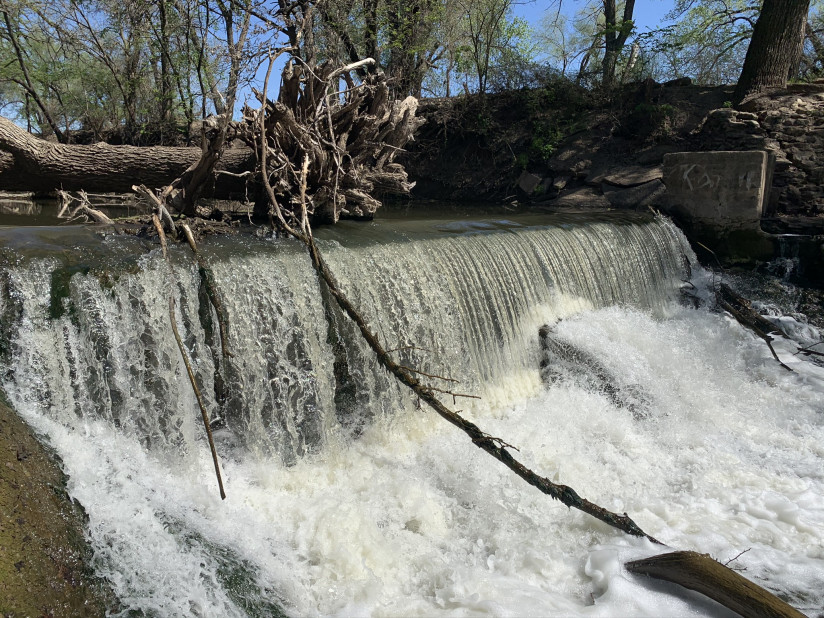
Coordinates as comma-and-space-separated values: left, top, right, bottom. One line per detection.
0, 1, 67, 141
601, 0, 635, 88
453, 0, 516, 94
537, 0, 641, 89
0, 0, 254, 145
315, 0, 442, 98
639, 0, 756, 85
734, 0, 811, 102
533, 12, 580, 77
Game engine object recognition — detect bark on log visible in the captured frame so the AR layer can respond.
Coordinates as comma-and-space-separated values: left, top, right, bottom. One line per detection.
0, 116, 253, 193
626, 551, 806, 618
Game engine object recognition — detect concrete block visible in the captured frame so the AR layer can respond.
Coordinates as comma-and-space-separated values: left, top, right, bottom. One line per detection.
662, 151, 774, 230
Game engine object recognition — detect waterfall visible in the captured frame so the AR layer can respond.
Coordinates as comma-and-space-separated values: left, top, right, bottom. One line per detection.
2, 212, 821, 617
0, 214, 688, 462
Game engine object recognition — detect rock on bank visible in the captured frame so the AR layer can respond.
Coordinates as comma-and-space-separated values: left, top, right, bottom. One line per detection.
0, 396, 114, 616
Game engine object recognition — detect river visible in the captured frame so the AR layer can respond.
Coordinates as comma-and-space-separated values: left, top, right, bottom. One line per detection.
1, 209, 822, 616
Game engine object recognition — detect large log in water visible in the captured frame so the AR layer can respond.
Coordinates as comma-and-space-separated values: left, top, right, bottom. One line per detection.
626, 551, 806, 618
0, 116, 253, 193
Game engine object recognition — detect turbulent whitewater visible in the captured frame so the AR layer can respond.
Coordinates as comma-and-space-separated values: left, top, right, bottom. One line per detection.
1, 212, 822, 616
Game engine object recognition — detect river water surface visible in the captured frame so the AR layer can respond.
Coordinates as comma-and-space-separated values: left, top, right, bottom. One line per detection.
0, 209, 822, 616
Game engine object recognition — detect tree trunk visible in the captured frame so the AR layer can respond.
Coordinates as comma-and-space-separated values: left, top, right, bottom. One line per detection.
0, 117, 253, 194
602, 0, 636, 90
733, 0, 810, 104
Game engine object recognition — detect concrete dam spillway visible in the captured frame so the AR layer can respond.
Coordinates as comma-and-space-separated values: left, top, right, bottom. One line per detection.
0, 211, 822, 616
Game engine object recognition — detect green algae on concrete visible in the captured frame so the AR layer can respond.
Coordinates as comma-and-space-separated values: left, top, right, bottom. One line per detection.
0, 397, 114, 617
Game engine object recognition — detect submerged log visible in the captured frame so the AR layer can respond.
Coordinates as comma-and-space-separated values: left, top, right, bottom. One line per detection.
0, 116, 253, 194
539, 324, 650, 418
626, 551, 806, 618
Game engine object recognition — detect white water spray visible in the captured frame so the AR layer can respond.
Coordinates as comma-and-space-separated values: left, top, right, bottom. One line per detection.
1, 213, 821, 616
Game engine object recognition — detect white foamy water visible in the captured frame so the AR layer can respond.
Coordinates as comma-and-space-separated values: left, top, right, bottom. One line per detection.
11, 302, 823, 617
2, 215, 822, 616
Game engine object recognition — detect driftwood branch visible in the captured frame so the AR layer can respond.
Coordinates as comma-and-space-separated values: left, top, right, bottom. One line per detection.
795, 342, 824, 358
56, 189, 113, 224
627, 551, 806, 618
134, 184, 176, 237
152, 214, 226, 500
693, 246, 795, 373
716, 283, 793, 372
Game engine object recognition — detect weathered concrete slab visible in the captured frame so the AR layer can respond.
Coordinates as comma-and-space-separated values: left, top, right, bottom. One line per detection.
662, 151, 774, 230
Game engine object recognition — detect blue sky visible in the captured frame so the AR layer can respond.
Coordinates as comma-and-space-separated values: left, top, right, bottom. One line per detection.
512, 0, 677, 37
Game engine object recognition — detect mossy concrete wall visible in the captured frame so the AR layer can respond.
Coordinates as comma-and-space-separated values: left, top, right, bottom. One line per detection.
0, 396, 113, 616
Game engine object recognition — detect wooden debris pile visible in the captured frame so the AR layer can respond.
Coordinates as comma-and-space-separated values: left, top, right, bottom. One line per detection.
242, 59, 425, 223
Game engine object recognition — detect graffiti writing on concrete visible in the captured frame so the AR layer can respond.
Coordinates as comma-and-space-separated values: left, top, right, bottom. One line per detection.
680, 163, 758, 192
680, 164, 720, 191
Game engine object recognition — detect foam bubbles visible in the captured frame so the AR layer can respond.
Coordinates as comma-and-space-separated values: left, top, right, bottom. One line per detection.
14, 302, 822, 617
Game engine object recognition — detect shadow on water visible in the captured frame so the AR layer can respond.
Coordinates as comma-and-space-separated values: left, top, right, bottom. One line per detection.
0, 193, 150, 227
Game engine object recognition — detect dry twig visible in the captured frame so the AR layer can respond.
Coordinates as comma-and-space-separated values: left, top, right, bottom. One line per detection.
56, 189, 113, 224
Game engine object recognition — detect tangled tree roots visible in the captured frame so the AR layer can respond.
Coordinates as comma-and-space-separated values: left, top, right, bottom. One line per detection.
241, 58, 425, 224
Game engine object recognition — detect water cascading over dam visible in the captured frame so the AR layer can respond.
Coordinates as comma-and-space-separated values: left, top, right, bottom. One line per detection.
1, 212, 821, 616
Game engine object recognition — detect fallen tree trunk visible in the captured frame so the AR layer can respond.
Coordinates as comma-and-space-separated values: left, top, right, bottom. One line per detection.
0, 116, 254, 194
627, 551, 806, 618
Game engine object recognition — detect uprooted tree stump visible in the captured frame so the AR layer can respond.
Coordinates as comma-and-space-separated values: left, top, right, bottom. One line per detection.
239, 57, 424, 223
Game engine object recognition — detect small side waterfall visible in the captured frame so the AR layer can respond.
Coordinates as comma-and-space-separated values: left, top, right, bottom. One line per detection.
0, 214, 690, 463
